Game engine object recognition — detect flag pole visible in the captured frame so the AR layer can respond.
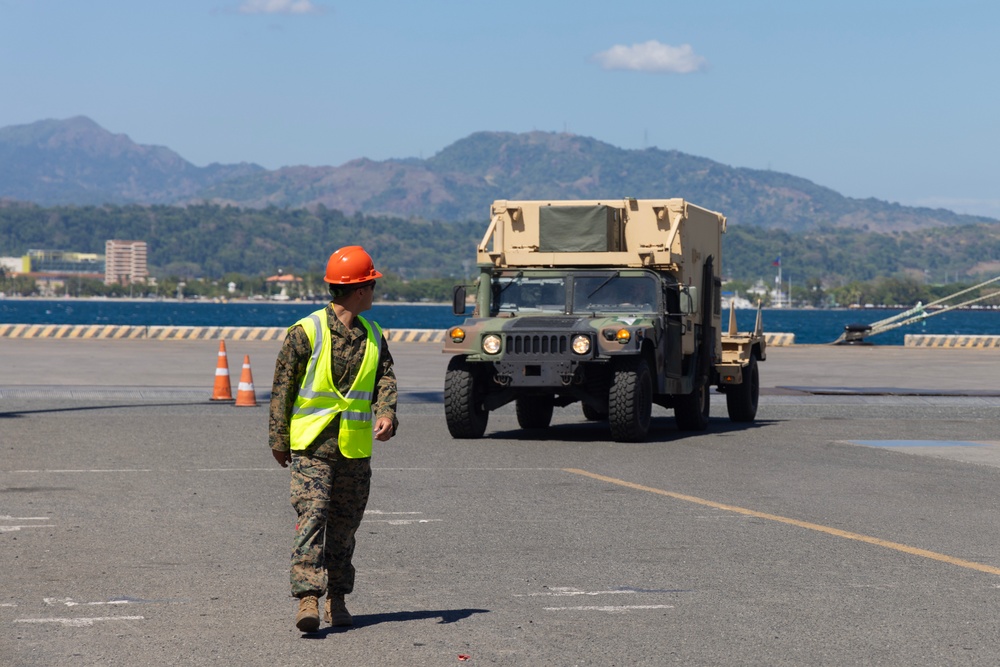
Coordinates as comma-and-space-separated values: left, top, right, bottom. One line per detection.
774, 257, 782, 308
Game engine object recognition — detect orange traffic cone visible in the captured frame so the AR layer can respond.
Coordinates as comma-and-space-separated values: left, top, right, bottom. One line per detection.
210, 340, 233, 401
234, 354, 258, 407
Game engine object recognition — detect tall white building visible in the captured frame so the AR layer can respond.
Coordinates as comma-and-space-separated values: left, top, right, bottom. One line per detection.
104, 240, 148, 286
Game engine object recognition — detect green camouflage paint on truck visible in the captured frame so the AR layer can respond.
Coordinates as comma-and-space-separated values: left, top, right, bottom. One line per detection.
443, 198, 765, 442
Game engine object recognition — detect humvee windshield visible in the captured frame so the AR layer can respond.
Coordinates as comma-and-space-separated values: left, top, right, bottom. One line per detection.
573, 274, 658, 313
492, 272, 658, 315
493, 274, 567, 313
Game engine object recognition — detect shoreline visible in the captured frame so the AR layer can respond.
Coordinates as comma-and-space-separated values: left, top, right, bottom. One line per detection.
0, 295, 450, 307
2, 295, 998, 311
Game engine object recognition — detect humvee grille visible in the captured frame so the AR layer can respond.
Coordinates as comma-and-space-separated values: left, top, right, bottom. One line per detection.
506, 333, 569, 357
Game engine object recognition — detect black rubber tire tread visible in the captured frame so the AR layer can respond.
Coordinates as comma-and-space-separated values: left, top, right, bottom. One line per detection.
516, 396, 554, 429
674, 381, 711, 431
608, 357, 653, 442
726, 355, 759, 422
444, 356, 489, 438
581, 403, 608, 422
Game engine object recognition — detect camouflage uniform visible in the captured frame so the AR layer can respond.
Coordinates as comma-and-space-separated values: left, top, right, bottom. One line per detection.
269, 302, 398, 598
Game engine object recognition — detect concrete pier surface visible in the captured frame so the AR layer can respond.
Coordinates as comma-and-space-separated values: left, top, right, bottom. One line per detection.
3, 338, 1000, 666
0, 337, 997, 396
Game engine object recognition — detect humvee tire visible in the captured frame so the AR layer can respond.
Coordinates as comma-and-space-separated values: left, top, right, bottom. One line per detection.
608, 357, 653, 442
726, 355, 759, 422
444, 356, 489, 438
516, 396, 554, 429
675, 381, 710, 431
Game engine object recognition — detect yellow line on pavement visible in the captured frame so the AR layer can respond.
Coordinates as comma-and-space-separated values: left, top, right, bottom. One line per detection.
564, 468, 1000, 577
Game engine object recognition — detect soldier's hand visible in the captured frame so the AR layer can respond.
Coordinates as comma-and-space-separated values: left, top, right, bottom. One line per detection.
271, 448, 291, 467
373, 417, 394, 442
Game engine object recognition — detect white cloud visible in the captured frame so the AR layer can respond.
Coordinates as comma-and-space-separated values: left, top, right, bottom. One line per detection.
238, 0, 323, 15
593, 40, 707, 74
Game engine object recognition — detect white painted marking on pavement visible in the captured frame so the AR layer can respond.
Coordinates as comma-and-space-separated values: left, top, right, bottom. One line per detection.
544, 605, 674, 612
15, 616, 145, 627
0, 603, 16, 607
44, 598, 132, 607
193, 468, 276, 472
376, 467, 562, 471
1, 516, 53, 532
364, 510, 440, 524
8, 469, 152, 473
6, 467, 562, 474
517, 588, 636, 597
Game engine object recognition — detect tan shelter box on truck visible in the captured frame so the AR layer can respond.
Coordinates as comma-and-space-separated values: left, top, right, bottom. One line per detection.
478, 198, 726, 277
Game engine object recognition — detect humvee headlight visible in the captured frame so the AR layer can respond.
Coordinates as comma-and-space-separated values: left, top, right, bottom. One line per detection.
615, 328, 631, 344
449, 327, 466, 343
482, 334, 502, 355
571, 335, 591, 355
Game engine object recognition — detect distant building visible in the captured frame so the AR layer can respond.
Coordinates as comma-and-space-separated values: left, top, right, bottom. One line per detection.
25, 249, 104, 275
104, 240, 148, 286
0, 256, 28, 274
265, 271, 303, 301
11, 250, 105, 297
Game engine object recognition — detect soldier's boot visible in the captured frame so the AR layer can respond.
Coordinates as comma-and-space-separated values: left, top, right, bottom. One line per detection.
324, 593, 353, 627
295, 594, 320, 633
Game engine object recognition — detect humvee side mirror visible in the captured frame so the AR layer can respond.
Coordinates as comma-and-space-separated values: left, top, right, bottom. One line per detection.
679, 286, 697, 314
452, 285, 467, 316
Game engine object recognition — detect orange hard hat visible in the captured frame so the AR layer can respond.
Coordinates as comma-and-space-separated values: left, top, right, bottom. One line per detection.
324, 245, 383, 285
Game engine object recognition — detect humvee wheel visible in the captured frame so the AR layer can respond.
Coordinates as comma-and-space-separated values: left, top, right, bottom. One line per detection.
444, 356, 489, 438
675, 381, 710, 431
582, 403, 608, 421
726, 355, 759, 423
516, 396, 554, 429
608, 357, 653, 442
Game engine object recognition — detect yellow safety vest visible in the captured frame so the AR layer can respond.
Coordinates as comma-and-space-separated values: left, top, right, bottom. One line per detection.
288, 309, 382, 458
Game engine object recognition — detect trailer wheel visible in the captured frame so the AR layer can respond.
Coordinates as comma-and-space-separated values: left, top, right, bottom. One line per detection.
675, 381, 710, 431
444, 356, 489, 438
726, 355, 759, 423
516, 396, 554, 429
608, 357, 653, 442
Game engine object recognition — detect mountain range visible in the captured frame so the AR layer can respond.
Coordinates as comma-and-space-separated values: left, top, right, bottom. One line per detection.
1, 116, 995, 232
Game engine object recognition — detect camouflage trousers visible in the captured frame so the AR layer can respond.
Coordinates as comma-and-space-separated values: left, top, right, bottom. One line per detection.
289, 451, 372, 598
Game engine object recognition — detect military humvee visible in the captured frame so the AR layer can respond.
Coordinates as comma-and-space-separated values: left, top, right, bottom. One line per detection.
443, 198, 765, 442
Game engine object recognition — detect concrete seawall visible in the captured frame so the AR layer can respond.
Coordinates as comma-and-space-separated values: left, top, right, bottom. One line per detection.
0, 324, 794, 346
904, 334, 1000, 348
1, 323, 998, 347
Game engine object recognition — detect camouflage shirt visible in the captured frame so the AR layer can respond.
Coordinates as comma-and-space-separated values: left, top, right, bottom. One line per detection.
268, 302, 398, 459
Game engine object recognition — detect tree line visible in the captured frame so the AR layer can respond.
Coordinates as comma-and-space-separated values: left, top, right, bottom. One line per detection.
1, 201, 998, 306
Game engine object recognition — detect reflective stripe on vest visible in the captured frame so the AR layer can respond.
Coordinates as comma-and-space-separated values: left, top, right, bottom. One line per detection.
288, 309, 382, 458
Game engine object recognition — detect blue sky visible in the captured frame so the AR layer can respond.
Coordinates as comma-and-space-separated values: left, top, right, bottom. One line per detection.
2, 0, 998, 218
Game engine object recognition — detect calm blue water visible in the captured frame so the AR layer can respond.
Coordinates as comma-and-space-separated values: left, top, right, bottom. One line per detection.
1, 299, 999, 346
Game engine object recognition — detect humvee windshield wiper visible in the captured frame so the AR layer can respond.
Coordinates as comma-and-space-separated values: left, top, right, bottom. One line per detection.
587, 271, 620, 299
495, 271, 523, 299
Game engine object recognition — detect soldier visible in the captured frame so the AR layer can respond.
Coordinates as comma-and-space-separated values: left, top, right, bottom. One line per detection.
269, 245, 398, 633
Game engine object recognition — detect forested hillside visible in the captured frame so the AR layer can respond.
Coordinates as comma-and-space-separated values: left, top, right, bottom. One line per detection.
0, 202, 481, 280
2, 201, 998, 286
198, 131, 994, 232
0, 117, 263, 205
2, 118, 994, 235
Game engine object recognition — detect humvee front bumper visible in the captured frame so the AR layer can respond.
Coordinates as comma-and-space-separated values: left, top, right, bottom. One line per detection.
494, 358, 583, 387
